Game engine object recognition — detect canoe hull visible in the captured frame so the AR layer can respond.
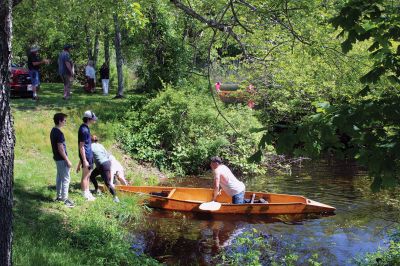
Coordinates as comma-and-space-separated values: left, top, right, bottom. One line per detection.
114, 185, 336, 215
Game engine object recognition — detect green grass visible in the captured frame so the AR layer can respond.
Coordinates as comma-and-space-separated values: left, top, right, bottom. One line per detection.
12, 83, 159, 265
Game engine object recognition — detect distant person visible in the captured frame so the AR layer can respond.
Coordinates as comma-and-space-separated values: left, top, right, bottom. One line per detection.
76, 135, 119, 202
27, 46, 50, 100
78, 110, 97, 201
58, 44, 74, 100
50, 113, 74, 207
85, 60, 96, 93
210, 156, 245, 204
100, 62, 110, 96
215, 82, 221, 93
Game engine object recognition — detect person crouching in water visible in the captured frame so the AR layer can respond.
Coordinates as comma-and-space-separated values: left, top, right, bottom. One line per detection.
210, 156, 245, 204
77, 135, 119, 202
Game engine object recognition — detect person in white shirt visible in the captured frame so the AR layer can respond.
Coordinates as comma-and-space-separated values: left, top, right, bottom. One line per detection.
211, 156, 245, 204
85, 60, 96, 93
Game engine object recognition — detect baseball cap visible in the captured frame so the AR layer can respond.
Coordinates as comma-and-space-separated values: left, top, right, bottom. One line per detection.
64, 44, 73, 50
83, 110, 97, 121
210, 156, 223, 164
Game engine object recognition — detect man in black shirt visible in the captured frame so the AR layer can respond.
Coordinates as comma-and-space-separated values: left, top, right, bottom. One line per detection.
27, 46, 49, 100
100, 62, 110, 95
50, 113, 74, 207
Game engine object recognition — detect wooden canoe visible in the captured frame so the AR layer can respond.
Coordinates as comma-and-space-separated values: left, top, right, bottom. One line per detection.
112, 185, 336, 215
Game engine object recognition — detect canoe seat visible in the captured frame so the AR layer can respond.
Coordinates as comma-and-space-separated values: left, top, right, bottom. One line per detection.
149, 191, 170, 197
167, 188, 176, 198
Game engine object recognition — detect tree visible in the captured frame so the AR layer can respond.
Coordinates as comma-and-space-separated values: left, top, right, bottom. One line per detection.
251, 0, 400, 190
0, 0, 19, 264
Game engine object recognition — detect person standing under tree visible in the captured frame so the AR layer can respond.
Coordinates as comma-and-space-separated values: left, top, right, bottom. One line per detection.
100, 62, 110, 96
78, 110, 97, 201
85, 60, 96, 93
58, 44, 74, 100
27, 46, 50, 100
50, 113, 74, 207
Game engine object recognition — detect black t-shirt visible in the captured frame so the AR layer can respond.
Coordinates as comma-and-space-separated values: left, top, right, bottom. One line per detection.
100, 66, 109, 79
50, 127, 67, 161
28, 52, 41, 71
78, 124, 93, 160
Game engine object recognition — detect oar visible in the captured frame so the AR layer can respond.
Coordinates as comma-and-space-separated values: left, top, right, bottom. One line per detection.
199, 201, 222, 211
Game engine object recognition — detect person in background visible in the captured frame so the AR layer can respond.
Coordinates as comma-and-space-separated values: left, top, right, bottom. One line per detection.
50, 113, 74, 207
27, 46, 50, 100
77, 135, 119, 202
58, 44, 74, 100
85, 60, 96, 93
100, 62, 110, 96
210, 156, 245, 204
78, 110, 97, 201
215, 82, 221, 93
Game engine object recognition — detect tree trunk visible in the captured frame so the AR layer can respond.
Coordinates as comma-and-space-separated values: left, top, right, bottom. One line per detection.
0, 1, 15, 265
85, 24, 92, 60
113, 12, 124, 97
93, 30, 100, 69
104, 26, 110, 66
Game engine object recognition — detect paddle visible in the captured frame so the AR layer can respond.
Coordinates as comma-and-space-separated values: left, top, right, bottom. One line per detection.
199, 201, 222, 211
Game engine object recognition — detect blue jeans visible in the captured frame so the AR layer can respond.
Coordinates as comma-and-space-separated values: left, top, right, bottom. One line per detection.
232, 191, 245, 204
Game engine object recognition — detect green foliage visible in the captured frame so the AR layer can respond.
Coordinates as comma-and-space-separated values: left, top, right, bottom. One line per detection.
117, 81, 263, 175
330, 0, 400, 84
133, 0, 191, 92
355, 229, 400, 265
217, 229, 270, 266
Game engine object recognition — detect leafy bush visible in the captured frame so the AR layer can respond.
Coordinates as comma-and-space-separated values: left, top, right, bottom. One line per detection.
117, 82, 263, 175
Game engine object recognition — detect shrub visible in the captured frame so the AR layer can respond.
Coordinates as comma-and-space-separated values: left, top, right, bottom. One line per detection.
117, 83, 263, 175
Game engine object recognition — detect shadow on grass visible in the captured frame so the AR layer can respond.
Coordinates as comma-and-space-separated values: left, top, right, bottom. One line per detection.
11, 83, 132, 120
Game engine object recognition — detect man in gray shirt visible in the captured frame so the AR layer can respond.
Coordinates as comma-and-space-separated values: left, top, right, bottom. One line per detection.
58, 44, 74, 100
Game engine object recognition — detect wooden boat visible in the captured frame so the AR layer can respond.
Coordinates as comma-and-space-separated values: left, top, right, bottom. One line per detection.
112, 185, 336, 215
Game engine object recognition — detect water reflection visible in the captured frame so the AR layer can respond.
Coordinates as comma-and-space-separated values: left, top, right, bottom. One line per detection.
129, 159, 397, 265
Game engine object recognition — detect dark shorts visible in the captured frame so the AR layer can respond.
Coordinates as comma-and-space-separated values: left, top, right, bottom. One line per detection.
79, 155, 94, 170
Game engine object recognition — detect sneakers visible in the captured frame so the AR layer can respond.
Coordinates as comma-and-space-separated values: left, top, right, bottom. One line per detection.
83, 191, 96, 201
94, 189, 102, 196
55, 197, 63, 202
64, 199, 75, 208
113, 196, 120, 203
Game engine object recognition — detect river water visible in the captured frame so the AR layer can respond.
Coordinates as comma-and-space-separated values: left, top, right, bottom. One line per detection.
129, 159, 398, 265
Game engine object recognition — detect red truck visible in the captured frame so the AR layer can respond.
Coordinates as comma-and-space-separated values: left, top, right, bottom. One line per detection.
9, 63, 33, 97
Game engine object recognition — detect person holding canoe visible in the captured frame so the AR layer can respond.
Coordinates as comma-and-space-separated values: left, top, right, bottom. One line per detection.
210, 156, 245, 204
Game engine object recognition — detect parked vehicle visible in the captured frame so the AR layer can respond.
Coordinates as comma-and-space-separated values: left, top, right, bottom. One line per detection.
10, 63, 33, 97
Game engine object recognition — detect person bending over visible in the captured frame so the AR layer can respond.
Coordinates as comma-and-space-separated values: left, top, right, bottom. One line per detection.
77, 135, 119, 202
210, 156, 245, 204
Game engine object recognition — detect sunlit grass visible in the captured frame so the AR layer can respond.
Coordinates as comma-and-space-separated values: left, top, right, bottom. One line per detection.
11, 83, 159, 265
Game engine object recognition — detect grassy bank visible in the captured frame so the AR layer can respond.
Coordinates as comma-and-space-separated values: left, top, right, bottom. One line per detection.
12, 83, 159, 265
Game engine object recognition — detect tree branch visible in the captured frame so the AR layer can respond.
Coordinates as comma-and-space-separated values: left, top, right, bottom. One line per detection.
170, 0, 248, 57
230, 0, 253, 33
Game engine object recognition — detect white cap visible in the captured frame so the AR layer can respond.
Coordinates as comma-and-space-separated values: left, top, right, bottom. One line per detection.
83, 110, 97, 120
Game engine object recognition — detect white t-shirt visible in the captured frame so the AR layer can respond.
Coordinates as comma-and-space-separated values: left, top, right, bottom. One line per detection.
214, 164, 245, 196
85, 65, 95, 79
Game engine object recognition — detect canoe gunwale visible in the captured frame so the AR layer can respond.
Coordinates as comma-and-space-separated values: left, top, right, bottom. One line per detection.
112, 185, 336, 214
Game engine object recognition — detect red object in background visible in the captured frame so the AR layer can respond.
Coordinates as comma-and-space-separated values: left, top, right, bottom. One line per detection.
9, 64, 33, 97
247, 100, 255, 109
